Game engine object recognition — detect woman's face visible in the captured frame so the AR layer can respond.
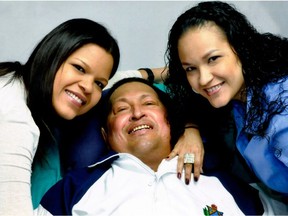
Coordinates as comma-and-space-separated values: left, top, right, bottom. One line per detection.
178, 23, 244, 108
53, 43, 114, 120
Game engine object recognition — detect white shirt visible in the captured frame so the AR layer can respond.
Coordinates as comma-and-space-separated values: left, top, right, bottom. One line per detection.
0, 73, 40, 215
39, 154, 243, 216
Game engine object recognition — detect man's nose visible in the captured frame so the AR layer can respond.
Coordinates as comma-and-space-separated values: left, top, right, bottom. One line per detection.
130, 106, 145, 121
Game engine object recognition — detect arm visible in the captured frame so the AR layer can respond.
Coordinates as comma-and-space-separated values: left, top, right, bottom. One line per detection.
104, 67, 167, 90
244, 115, 288, 195
140, 67, 204, 183
167, 126, 204, 184
138, 67, 167, 83
238, 81, 288, 195
104, 70, 143, 90
0, 77, 39, 215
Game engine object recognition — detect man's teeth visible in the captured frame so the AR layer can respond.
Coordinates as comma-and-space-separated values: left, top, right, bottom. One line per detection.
206, 84, 221, 93
66, 91, 83, 104
131, 125, 151, 133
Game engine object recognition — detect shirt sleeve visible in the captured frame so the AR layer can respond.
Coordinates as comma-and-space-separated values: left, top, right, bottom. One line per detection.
34, 205, 53, 216
0, 77, 39, 215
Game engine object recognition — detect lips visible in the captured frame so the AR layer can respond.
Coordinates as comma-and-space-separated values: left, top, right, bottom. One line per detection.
128, 124, 152, 134
65, 90, 87, 105
205, 82, 224, 96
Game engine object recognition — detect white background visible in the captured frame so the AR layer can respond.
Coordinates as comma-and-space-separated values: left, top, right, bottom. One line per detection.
1, 1, 287, 70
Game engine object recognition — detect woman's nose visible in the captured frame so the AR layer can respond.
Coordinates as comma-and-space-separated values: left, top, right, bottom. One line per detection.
79, 76, 94, 93
199, 68, 213, 86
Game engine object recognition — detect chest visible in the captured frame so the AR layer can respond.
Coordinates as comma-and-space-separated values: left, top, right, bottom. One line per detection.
72, 166, 243, 216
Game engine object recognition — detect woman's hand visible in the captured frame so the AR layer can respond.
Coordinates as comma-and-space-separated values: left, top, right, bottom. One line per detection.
167, 127, 204, 184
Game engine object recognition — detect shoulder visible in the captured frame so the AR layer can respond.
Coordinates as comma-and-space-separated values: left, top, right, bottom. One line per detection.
0, 73, 25, 97
0, 74, 26, 112
39, 153, 118, 215
263, 77, 288, 99
0, 74, 38, 130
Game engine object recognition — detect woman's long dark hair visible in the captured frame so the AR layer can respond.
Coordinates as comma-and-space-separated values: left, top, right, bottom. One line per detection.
0, 18, 120, 164
165, 1, 288, 137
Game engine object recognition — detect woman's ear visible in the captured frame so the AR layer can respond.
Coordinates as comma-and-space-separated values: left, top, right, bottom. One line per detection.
101, 127, 108, 143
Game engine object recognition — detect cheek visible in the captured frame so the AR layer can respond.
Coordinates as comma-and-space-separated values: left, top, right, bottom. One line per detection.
229, 63, 244, 85
79, 90, 102, 116
52, 72, 62, 96
107, 116, 128, 139
107, 124, 127, 152
89, 90, 103, 107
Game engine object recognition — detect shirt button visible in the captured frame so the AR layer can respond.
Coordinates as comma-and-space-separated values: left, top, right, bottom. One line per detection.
274, 148, 282, 158
148, 181, 153, 186
148, 177, 156, 186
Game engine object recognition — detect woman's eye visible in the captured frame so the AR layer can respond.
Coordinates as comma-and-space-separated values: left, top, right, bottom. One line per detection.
73, 64, 85, 73
94, 81, 105, 90
184, 66, 196, 72
208, 56, 220, 63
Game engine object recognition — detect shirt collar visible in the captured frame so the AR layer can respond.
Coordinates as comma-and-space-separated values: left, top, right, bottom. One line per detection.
88, 151, 178, 176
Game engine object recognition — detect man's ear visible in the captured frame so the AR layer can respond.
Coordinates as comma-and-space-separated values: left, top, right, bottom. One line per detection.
101, 127, 108, 143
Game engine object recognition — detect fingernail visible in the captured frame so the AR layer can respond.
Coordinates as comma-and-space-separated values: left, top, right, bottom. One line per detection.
194, 176, 198, 182
177, 172, 181, 179
185, 178, 190, 185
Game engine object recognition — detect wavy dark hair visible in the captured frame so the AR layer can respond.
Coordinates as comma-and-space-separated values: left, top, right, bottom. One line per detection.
0, 18, 120, 164
165, 1, 288, 137
100, 77, 184, 147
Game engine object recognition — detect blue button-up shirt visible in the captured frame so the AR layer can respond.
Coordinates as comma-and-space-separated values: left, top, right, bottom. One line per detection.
232, 78, 288, 195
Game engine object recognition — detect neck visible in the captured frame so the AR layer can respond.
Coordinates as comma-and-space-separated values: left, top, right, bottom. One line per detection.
234, 85, 246, 102
143, 158, 163, 172
137, 149, 170, 172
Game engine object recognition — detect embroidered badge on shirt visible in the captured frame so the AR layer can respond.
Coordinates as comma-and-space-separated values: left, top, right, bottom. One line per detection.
203, 204, 223, 216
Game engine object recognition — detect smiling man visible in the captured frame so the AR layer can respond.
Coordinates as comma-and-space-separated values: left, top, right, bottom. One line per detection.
102, 78, 172, 172
35, 78, 253, 216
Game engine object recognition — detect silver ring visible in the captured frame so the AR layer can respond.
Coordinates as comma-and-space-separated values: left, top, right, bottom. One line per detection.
184, 153, 195, 164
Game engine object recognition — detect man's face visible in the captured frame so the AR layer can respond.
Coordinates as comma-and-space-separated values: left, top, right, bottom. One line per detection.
105, 82, 171, 160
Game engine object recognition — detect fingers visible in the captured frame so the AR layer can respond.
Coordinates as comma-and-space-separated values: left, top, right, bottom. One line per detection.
177, 153, 193, 185
167, 150, 178, 160
166, 143, 181, 161
193, 156, 202, 181
171, 127, 205, 184
176, 153, 184, 179
184, 163, 193, 185
177, 152, 204, 184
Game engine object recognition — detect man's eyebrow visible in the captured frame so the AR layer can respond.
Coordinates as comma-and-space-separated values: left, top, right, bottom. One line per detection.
113, 94, 156, 103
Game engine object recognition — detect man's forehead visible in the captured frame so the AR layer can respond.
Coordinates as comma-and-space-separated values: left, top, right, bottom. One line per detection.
110, 82, 158, 103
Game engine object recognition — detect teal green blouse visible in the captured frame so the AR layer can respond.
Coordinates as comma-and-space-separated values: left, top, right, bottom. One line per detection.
31, 143, 61, 209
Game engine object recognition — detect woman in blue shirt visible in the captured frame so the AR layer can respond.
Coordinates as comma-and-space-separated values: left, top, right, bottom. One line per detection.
164, 0, 288, 207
